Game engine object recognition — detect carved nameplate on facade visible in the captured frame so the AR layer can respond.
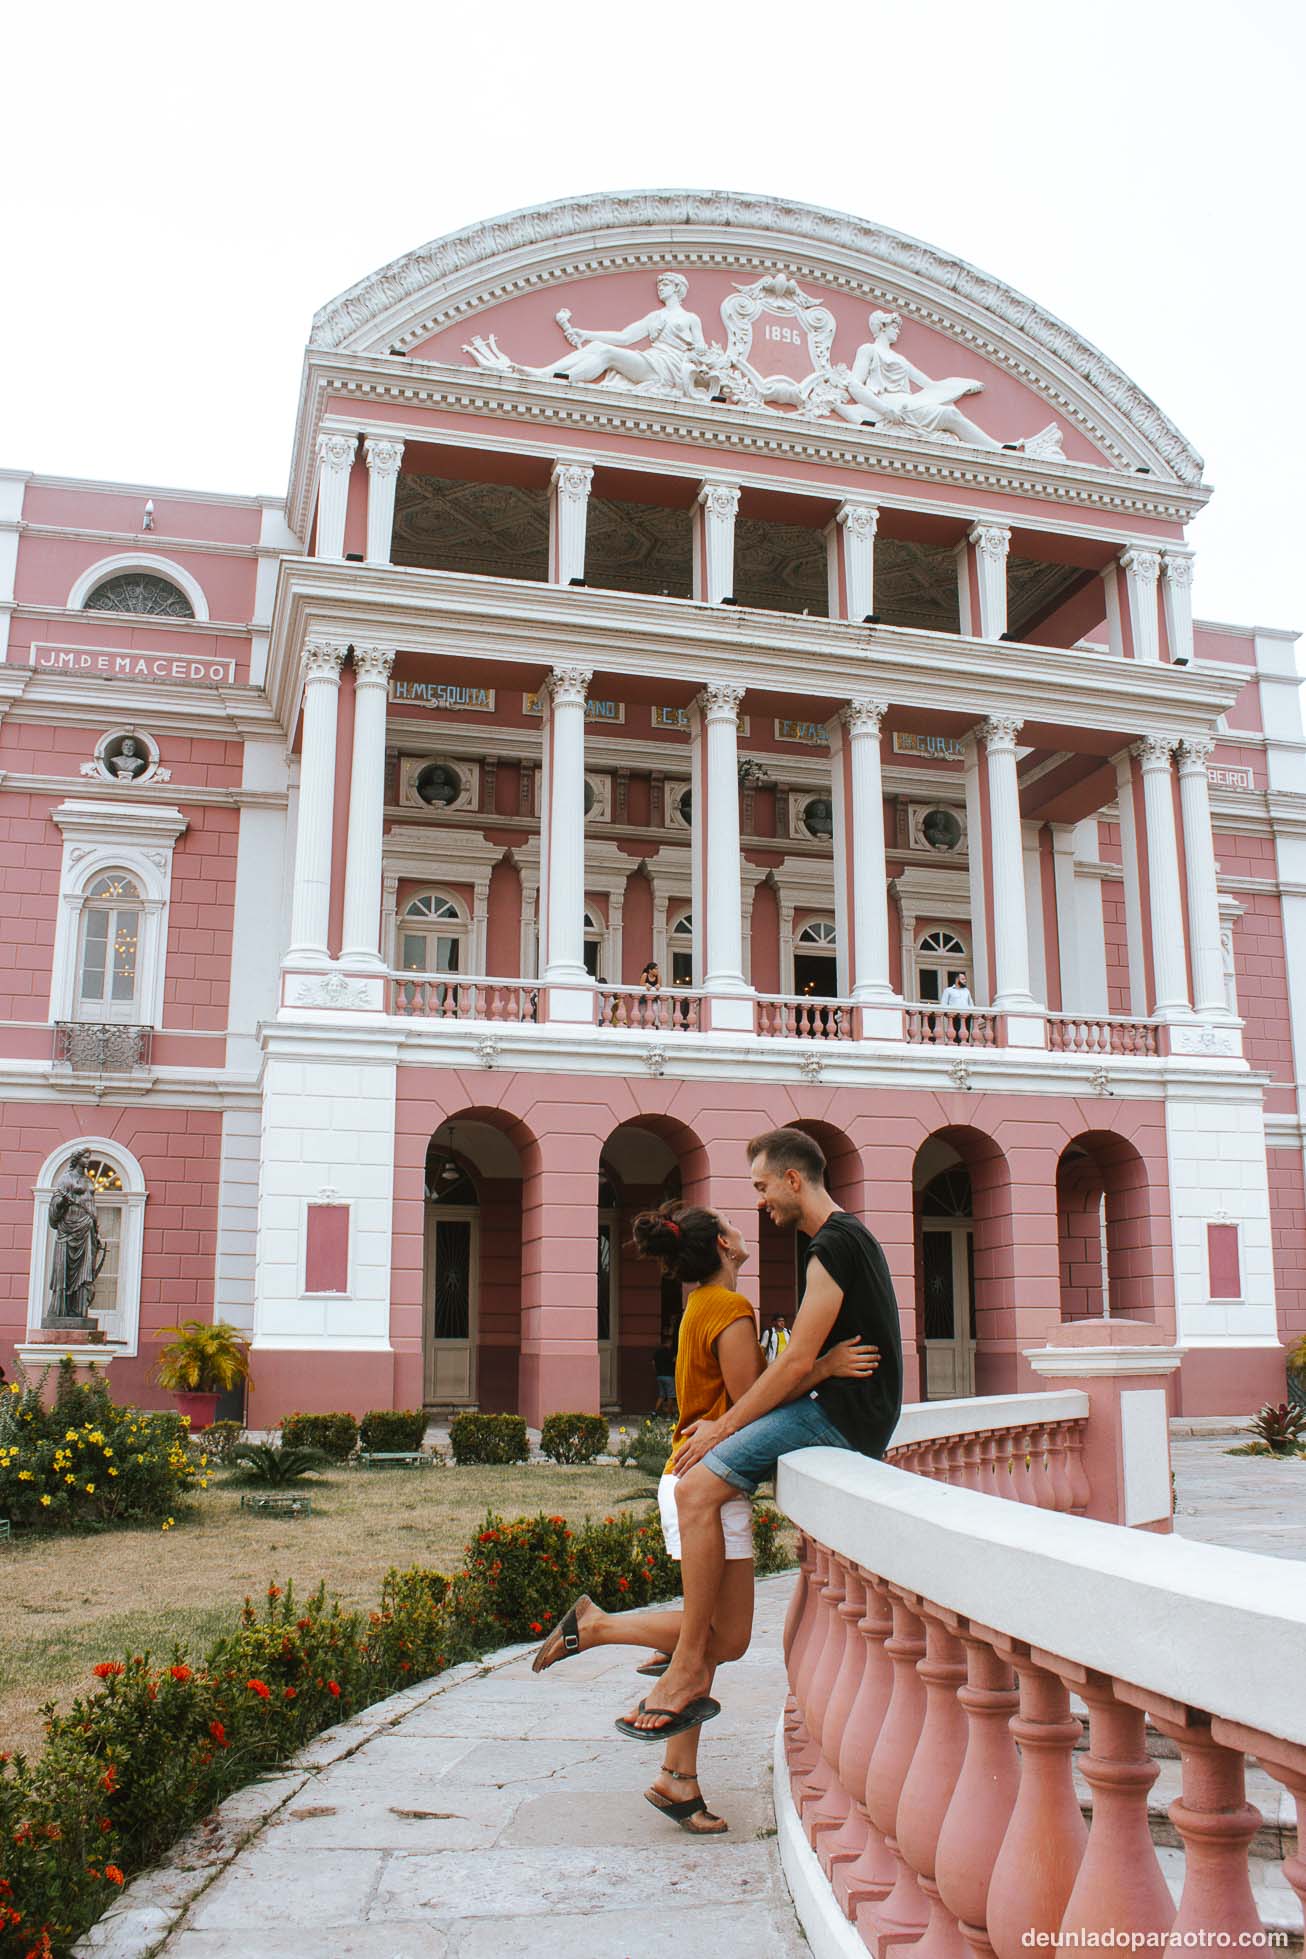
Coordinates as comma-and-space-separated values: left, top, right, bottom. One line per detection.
1208, 767, 1253, 792
651, 705, 750, 735
28, 644, 236, 685
523, 692, 625, 724
894, 732, 966, 764
389, 680, 496, 712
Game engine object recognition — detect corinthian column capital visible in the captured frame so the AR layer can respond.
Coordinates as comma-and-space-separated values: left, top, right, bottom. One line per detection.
697, 680, 746, 721
352, 644, 395, 685
1134, 734, 1177, 771
841, 697, 887, 735
547, 665, 592, 707
981, 714, 1023, 753
1177, 735, 1215, 774
301, 638, 348, 681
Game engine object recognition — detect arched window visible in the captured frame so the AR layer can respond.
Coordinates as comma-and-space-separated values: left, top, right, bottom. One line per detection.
28, 1141, 147, 1352
915, 927, 969, 1004
669, 909, 694, 987
77, 873, 143, 1019
83, 572, 195, 618
399, 892, 467, 975
795, 916, 839, 1000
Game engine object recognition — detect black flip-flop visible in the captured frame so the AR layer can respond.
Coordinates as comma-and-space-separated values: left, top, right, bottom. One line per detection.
645, 1789, 729, 1834
614, 1696, 721, 1741
531, 1594, 593, 1674
635, 1657, 671, 1678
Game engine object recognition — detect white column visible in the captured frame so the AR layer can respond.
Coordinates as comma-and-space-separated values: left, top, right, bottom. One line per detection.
540, 665, 592, 988
1177, 736, 1229, 1016
841, 698, 895, 1003
550, 459, 593, 584
828, 501, 878, 620
970, 523, 1011, 638
696, 482, 739, 604
363, 438, 403, 565
1120, 546, 1162, 664
1161, 549, 1196, 665
963, 735, 990, 1005
286, 639, 347, 964
1135, 735, 1192, 1017
983, 715, 1037, 1012
471, 877, 490, 976
695, 682, 750, 1016
339, 645, 394, 967
314, 433, 356, 560
1113, 753, 1149, 1016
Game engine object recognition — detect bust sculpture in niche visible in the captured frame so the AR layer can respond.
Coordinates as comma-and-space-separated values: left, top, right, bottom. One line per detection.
922, 807, 962, 853
415, 762, 462, 807
108, 736, 149, 781
802, 796, 834, 840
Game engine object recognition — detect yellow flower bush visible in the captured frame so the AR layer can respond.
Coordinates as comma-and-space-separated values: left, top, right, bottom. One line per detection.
0, 1362, 203, 1533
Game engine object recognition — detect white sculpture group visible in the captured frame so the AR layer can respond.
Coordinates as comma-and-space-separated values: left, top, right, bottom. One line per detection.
464, 270, 1063, 455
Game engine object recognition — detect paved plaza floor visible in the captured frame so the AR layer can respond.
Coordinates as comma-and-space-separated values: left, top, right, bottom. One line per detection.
78, 1436, 1303, 1959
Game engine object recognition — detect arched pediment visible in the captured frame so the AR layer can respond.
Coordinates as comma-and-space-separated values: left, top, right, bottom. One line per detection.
310, 189, 1202, 484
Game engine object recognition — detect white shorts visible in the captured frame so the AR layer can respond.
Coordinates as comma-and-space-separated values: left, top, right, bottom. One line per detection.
657, 1471, 754, 1562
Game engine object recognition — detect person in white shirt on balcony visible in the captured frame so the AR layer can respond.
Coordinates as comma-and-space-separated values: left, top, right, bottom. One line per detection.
939, 971, 974, 1043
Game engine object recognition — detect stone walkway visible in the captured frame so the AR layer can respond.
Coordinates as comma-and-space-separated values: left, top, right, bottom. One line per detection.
79, 1436, 1304, 1959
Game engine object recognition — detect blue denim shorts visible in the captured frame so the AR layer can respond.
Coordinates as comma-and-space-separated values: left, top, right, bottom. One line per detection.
702, 1396, 852, 1496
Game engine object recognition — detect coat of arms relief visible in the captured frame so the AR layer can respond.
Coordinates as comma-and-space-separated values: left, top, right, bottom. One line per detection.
463, 269, 1064, 458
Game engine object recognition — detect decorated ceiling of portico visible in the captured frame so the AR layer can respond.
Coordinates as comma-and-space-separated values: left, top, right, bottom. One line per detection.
310, 191, 1203, 485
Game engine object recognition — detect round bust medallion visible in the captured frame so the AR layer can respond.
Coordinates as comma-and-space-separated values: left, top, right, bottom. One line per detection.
921, 807, 962, 852
415, 761, 463, 807
801, 795, 833, 839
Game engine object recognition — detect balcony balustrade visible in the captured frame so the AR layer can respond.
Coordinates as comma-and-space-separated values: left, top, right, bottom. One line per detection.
756, 994, 853, 1041
388, 975, 536, 1022
1047, 1013, 1161, 1056
52, 1022, 153, 1071
596, 985, 701, 1032
777, 1395, 1305, 1955
903, 1005, 998, 1047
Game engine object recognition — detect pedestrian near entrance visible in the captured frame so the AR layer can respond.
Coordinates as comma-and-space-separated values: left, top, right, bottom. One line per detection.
617, 1125, 903, 1741
760, 1315, 790, 1361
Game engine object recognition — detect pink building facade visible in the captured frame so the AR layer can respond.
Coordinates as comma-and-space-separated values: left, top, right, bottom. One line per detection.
2, 191, 1302, 1426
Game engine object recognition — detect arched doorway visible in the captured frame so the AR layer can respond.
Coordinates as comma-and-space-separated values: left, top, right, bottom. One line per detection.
1056, 1132, 1156, 1324
918, 1163, 976, 1397
423, 1136, 479, 1404
421, 1115, 528, 1409
598, 1117, 707, 1410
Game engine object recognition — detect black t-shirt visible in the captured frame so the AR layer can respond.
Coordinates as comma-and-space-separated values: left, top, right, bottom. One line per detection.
806, 1211, 903, 1458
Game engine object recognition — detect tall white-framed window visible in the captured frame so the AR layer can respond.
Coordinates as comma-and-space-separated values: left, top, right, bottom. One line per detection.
669, 908, 694, 987
794, 916, 839, 998
50, 803, 187, 1027
583, 906, 607, 981
27, 1139, 148, 1352
67, 554, 209, 621
915, 927, 969, 1004
398, 890, 469, 974
77, 872, 144, 1020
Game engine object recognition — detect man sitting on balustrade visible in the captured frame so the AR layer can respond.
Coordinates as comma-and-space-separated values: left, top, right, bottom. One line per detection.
616, 1124, 904, 1741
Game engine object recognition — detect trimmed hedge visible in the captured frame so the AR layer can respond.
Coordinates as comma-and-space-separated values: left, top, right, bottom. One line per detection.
358, 1409, 426, 1453
280, 1412, 359, 1462
539, 1412, 610, 1465
448, 1412, 529, 1465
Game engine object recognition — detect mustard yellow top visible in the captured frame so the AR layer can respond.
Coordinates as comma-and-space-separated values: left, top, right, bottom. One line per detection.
665, 1283, 756, 1474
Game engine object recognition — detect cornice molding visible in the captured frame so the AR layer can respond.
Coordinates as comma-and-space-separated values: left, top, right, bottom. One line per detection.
11, 604, 252, 640
17, 523, 279, 563
307, 190, 1203, 489
267, 560, 1245, 749
0, 669, 280, 741
289, 362, 1207, 544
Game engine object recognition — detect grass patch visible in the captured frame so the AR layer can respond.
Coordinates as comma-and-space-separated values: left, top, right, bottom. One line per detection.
0, 1462, 642, 1757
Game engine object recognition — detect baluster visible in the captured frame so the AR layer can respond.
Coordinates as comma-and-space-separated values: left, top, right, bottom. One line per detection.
896, 1606, 970, 1959
1025, 1424, 1059, 1510
941, 1436, 968, 1489
957, 1431, 984, 1492
798, 1556, 850, 1830
974, 1430, 1000, 1494
935, 1629, 1020, 1959
1061, 1422, 1092, 1514
834, 1573, 899, 1912
1144, 1708, 1262, 1941
812, 1565, 869, 1859
858, 1591, 930, 1946
1254, 1752, 1306, 1928
1057, 1673, 1173, 1942
986, 1647, 1087, 1959
786, 1542, 829, 1779
1041, 1423, 1074, 1513
783, 1532, 812, 1670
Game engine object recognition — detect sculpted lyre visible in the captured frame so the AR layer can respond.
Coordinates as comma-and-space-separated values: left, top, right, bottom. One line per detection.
465, 274, 717, 400
47, 1148, 106, 1324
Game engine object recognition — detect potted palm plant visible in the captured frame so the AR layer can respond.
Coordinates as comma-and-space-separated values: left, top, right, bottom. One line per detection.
154, 1320, 252, 1431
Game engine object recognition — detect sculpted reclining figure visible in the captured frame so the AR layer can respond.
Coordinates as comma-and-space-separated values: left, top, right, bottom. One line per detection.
465, 273, 719, 399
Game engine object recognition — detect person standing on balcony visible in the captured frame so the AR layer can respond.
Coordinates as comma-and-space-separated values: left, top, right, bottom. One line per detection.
940, 969, 974, 1042
617, 1126, 902, 1741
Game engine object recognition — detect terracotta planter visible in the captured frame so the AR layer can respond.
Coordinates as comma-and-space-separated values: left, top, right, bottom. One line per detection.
172, 1391, 220, 1431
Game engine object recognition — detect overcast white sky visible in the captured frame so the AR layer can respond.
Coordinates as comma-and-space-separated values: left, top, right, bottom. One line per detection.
3, 0, 1303, 637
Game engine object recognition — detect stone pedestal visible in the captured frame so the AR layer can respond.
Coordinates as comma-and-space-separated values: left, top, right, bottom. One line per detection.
1023, 1322, 1183, 1532
15, 1340, 114, 1407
